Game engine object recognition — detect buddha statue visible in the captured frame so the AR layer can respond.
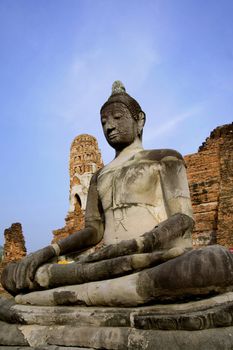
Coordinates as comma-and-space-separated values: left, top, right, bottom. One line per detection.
2, 81, 233, 307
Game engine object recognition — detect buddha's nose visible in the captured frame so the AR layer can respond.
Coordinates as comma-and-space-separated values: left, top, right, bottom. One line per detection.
106, 121, 115, 133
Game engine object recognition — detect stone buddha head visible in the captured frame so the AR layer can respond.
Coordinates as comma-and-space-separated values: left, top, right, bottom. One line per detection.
100, 81, 146, 152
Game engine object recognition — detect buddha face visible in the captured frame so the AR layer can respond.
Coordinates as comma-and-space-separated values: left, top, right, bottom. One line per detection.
101, 102, 139, 150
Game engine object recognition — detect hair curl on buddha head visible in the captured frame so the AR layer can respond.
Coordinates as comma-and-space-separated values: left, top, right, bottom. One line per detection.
100, 81, 146, 124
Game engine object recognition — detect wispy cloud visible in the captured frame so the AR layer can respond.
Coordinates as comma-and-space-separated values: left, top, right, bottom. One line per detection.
45, 39, 161, 128
144, 103, 205, 143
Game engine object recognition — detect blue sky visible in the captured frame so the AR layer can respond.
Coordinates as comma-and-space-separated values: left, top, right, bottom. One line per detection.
0, 0, 232, 251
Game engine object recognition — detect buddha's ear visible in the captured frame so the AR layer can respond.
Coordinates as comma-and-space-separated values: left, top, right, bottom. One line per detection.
137, 111, 145, 136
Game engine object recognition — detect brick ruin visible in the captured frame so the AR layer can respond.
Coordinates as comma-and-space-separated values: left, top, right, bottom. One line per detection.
0, 223, 27, 293
184, 123, 233, 248
2, 223, 26, 264
52, 134, 103, 243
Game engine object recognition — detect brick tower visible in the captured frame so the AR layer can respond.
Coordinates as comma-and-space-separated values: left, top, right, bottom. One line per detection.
52, 134, 103, 243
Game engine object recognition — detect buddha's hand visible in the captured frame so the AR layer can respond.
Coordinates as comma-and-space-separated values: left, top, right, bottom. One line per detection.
1, 245, 58, 296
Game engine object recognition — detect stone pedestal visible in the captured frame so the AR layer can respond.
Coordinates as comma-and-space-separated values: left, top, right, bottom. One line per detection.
1, 292, 233, 349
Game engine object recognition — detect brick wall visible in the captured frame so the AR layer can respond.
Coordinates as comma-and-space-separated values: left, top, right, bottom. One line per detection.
185, 123, 233, 247
217, 126, 233, 246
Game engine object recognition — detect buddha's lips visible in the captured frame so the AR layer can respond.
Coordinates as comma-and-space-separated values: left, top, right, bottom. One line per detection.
108, 133, 119, 139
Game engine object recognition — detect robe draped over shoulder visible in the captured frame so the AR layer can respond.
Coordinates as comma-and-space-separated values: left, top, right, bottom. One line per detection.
86, 145, 193, 248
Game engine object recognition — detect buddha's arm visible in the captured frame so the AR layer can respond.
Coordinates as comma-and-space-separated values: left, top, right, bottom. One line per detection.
161, 155, 194, 247
161, 156, 193, 218
57, 171, 104, 255
81, 213, 194, 263
1, 172, 104, 295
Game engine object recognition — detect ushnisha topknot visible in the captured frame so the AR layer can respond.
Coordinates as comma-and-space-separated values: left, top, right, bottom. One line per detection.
100, 81, 145, 122
111, 80, 126, 95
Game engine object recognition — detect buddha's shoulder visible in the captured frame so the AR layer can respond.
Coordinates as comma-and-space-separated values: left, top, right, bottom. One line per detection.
135, 149, 184, 162
90, 168, 103, 183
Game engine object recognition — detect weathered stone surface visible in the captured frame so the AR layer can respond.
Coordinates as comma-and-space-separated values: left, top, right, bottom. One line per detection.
15, 245, 233, 307
0, 347, 93, 350
0, 321, 28, 346
12, 304, 131, 327
2, 284, 233, 348
1, 246, 57, 296
4, 292, 233, 329
1, 322, 233, 349
127, 327, 233, 350
34, 214, 191, 290
81, 214, 192, 264
47, 326, 129, 349
133, 302, 233, 330
0, 296, 24, 323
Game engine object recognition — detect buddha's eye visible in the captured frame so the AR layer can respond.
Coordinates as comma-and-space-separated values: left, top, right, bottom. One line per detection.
101, 118, 106, 125
114, 114, 121, 119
